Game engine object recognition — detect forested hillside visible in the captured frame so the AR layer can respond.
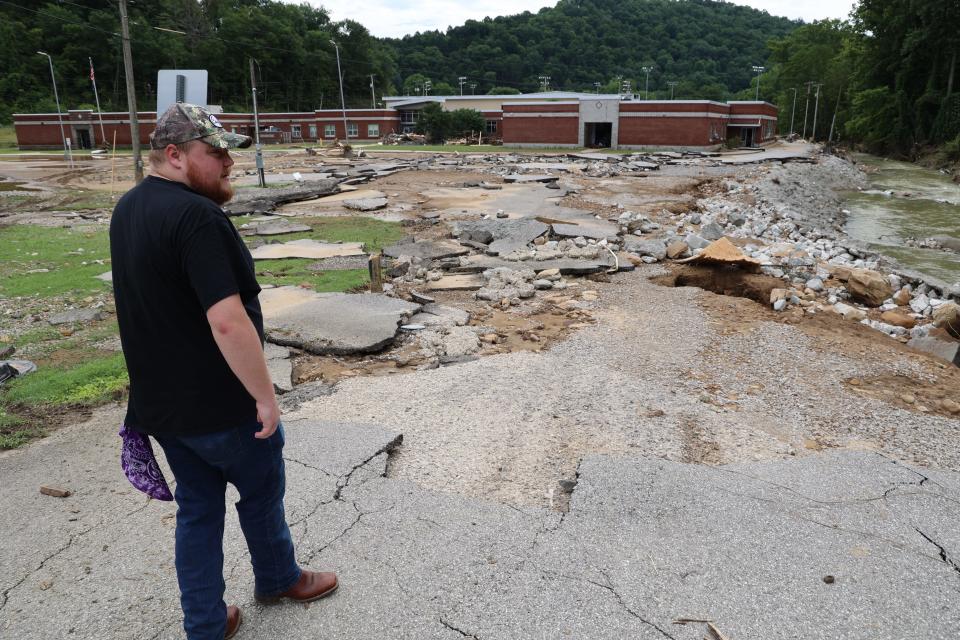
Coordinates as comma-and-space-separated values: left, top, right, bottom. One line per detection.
0, 0, 795, 124
760, 1, 960, 157
389, 0, 797, 98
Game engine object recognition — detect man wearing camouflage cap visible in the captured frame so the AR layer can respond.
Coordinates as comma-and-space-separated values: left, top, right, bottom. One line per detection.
110, 103, 338, 640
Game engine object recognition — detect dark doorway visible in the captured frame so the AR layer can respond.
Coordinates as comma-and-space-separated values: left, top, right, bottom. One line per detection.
584, 122, 612, 148
76, 128, 92, 149
735, 127, 755, 147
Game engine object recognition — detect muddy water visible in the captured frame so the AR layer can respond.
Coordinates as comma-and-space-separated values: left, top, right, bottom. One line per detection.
844, 154, 960, 284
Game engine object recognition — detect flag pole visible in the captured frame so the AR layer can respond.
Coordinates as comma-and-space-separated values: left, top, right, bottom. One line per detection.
89, 57, 108, 147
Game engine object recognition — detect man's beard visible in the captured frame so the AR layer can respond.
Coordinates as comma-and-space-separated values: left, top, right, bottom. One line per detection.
186, 162, 234, 205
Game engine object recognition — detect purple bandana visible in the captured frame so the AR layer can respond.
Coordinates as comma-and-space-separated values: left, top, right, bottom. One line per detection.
119, 424, 173, 501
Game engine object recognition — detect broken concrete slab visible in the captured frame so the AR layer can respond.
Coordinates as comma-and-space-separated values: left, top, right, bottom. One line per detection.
908, 328, 960, 366
48, 308, 103, 326
426, 274, 485, 291
502, 174, 560, 184
251, 220, 312, 236
677, 237, 764, 270
551, 217, 620, 240
382, 238, 470, 261
453, 254, 615, 275
262, 287, 420, 355
223, 180, 341, 215
305, 255, 371, 272
420, 303, 471, 326
343, 197, 388, 212
452, 219, 550, 256
568, 152, 619, 163
250, 239, 366, 260
264, 342, 293, 393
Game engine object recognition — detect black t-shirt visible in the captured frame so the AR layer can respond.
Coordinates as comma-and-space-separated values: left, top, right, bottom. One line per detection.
110, 176, 263, 436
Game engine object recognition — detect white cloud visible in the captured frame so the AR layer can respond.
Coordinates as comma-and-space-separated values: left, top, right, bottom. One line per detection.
295, 0, 857, 39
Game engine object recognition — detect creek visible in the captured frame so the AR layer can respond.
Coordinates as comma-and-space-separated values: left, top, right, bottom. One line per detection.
844, 154, 960, 286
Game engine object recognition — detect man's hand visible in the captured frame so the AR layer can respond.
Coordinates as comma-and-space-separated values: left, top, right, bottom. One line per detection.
255, 397, 281, 439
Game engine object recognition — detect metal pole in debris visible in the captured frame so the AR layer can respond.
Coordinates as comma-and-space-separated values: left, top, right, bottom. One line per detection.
330, 40, 349, 143
36, 51, 70, 165
811, 83, 823, 141
89, 58, 108, 146
789, 87, 797, 136
249, 58, 265, 188
118, 0, 143, 182
828, 85, 843, 143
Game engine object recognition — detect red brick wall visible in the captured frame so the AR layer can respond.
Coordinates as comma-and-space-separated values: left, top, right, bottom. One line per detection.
502, 115, 579, 144
618, 116, 718, 147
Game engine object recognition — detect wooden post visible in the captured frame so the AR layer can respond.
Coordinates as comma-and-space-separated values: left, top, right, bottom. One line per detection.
368, 253, 383, 292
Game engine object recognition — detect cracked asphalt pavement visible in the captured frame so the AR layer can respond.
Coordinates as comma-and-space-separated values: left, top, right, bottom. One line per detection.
2, 403, 958, 639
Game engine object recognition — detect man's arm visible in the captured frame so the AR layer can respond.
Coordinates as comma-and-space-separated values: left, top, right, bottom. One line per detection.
206, 294, 280, 439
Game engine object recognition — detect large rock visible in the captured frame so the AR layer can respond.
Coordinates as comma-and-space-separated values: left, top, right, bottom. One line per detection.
622, 238, 666, 261
908, 328, 960, 366
933, 302, 960, 339
881, 311, 916, 329
262, 288, 420, 355
846, 268, 891, 307
48, 308, 103, 326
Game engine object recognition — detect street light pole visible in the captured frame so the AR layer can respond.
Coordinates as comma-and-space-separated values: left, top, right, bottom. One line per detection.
249, 58, 265, 188
811, 82, 823, 141
641, 66, 654, 100
369, 74, 376, 109
667, 81, 678, 100
789, 87, 798, 136
802, 81, 815, 139
752, 65, 765, 101
36, 51, 70, 165
458, 76, 467, 96
330, 40, 349, 143
118, 0, 143, 182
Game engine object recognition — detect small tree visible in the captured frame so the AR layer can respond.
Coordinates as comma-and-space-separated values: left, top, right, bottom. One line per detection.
415, 104, 485, 143
487, 86, 521, 95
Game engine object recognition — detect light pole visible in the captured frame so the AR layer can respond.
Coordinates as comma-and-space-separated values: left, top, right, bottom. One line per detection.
424, 80, 432, 96
369, 74, 376, 109
458, 76, 467, 96
789, 87, 798, 136
594, 82, 601, 94
330, 40, 349, 142
752, 65, 765, 101
37, 51, 70, 164
468, 82, 477, 95
802, 81, 815, 139
667, 81, 678, 100
641, 66, 654, 100
811, 82, 823, 141
249, 58, 265, 187
538, 75, 551, 92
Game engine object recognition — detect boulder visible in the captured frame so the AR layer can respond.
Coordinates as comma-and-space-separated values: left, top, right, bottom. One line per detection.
700, 222, 725, 241
933, 302, 960, 339
908, 328, 960, 366
846, 268, 891, 307
833, 302, 867, 321
666, 241, 689, 260
892, 286, 912, 306
881, 311, 916, 329
622, 238, 666, 261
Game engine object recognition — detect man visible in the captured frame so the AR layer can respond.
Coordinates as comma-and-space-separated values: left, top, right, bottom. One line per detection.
110, 103, 338, 640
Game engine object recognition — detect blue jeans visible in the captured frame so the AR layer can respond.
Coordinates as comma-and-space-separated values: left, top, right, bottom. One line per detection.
155, 422, 301, 640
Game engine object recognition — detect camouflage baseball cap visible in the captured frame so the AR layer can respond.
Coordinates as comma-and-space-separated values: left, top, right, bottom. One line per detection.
150, 103, 251, 150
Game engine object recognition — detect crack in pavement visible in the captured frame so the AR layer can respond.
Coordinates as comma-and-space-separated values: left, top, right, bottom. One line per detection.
915, 528, 960, 577
284, 456, 335, 477
440, 616, 479, 638
333, 434, 403, 501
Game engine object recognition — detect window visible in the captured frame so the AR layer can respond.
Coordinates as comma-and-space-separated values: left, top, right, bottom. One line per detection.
347, 123, 358, 137
308, 124, 317, 139
367, 123, 380, 138
324, 124, 336, 138
291, 124, 302, 139
485, 120, 498, 134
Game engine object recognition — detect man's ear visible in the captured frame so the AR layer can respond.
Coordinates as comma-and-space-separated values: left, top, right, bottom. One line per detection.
165, 144, 185, 170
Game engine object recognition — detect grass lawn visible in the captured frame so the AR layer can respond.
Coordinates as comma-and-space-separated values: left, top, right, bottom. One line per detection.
0, 224, 114, 298
0, 125, 17, 148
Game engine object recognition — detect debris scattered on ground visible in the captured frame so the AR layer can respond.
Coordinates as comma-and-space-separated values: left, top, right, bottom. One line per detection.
39, 485, 71, 498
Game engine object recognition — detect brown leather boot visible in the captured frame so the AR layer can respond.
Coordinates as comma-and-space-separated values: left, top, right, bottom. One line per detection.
254, 570, 338, 604
225, 605, 242, 639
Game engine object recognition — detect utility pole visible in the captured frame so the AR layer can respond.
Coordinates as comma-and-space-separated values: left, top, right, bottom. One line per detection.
330, 40, 349, 142
801, 81, 815, 139
468, 82, 477, 95
249, 58, 265, 188
667, 81, 678, 100
828, 85, 843, 143
752, 65, 765, 101
789, 87, 798, 136
36, 51, 70, 164
538, 75, 551, 92
424, 80, 432, 96
89, 58, 107, 147
458, 76, 467, 96
621, 79, 631, 96
118, 0, 143, 182
369, 74, 376, 109
641, 66, 654, 100
811, 82, 823, 141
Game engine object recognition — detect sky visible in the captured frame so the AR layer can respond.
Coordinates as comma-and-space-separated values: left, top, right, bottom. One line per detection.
301, 0, 858, 38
